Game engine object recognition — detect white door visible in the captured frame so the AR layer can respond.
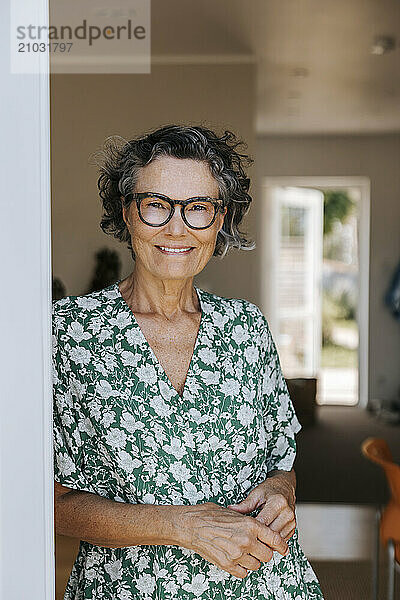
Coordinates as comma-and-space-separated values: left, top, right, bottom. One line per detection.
266, 186, 324, 378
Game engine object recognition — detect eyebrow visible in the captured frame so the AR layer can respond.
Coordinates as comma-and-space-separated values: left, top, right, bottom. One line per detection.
137, 192, 222, 201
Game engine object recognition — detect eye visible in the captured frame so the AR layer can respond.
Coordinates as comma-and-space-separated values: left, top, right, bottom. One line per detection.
189, 204, 208, 211
148, 201, 167, 209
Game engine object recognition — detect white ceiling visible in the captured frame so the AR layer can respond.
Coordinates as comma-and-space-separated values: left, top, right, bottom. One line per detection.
152, 0, 400, 135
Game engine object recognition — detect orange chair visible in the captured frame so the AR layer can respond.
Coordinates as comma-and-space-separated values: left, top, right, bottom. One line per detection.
361, 437, 400, 600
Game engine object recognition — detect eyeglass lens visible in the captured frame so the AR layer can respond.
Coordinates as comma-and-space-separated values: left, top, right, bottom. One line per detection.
140, 196, 216, 228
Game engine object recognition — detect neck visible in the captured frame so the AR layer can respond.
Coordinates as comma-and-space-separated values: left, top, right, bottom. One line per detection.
119, 265, 200, 320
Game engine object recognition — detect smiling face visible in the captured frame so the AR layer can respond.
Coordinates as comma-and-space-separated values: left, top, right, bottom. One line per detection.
121, 156, 227, 282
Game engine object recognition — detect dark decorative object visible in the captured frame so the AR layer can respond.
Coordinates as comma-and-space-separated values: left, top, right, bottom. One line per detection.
370, 396, 400, 424
285, 377, 318, 427
370, 260, 400, 422
385, 260, 400, 320
52, 277, 67, 301
87, 247, 122, 294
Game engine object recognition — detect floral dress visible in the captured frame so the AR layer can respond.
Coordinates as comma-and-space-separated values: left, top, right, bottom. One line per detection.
52, 280, 324, 600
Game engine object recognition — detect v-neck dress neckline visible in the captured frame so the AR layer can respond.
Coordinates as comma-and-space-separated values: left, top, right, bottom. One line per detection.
114, 280, 205, 401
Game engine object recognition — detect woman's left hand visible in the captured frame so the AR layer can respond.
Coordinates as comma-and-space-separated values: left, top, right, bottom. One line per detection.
227, 469, 297, 543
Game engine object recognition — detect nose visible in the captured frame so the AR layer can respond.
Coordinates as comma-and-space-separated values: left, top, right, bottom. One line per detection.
164, 204, 187, 234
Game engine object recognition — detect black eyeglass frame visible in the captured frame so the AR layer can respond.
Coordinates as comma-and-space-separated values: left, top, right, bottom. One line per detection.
125, 192, 226, 230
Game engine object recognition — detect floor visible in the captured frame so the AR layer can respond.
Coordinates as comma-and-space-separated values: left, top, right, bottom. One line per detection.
295, 405, 400, 505
310, 559, 400, 600
297, 503, 400, 599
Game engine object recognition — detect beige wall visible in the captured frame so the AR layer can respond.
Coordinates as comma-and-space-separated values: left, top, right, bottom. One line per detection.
255, 134, 400, 405
50, 64, 258, 301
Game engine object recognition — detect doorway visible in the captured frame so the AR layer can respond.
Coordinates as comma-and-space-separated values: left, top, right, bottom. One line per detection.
261, 177, 370, 408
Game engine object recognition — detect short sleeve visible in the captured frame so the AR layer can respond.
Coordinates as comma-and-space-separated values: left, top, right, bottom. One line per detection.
52, 307, 95, 494
259, 314, 302, 473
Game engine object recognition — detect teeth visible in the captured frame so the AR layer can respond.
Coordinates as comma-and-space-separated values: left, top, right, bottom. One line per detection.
158, 246, 192, 253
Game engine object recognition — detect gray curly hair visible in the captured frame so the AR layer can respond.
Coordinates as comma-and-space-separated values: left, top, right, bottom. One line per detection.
93, 124, 256, 260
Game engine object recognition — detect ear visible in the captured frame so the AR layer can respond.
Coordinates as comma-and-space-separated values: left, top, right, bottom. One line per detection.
121, 197, 129, 226
217, 206, 228, 232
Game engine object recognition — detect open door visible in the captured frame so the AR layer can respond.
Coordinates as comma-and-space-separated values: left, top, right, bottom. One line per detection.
265, 186, 324, 378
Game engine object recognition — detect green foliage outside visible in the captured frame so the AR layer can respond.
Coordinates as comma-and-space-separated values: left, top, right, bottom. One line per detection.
323, 190, 355, 235
322, 290, 358, 368
321, 343, 358, 368
321, 189, 358, 368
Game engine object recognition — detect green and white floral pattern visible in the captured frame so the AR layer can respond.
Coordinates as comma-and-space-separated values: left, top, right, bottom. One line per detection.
53, 281, 324, 599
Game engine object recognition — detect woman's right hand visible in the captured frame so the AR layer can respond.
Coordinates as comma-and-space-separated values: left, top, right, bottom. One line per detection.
179, 502, 288, 579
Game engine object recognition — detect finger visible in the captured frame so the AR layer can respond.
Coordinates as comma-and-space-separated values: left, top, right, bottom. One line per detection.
228, 491, 262, 514
256, 522, 288, 555
212, 535, 257, 571
262, 494, 293, 527
268, 508, 295, 533
251, 539, 274, 563
255, 506, 280, 527
214, 531, 272, 569
283, 525, 296, 542
233, 566, 248, 579
226, 562, 248, 579
237, 553, 261, 571
204, 546, 248, 580
278, 519, 296, 539
257, 502, 292, 529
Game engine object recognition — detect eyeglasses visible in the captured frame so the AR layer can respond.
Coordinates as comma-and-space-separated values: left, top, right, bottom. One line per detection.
125, 192, 225, 230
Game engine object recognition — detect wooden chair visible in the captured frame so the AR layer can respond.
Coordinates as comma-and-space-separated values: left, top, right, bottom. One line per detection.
361, 437, 400, 600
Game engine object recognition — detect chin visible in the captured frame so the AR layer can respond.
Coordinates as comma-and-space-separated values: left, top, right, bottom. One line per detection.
151, 266, 197, 280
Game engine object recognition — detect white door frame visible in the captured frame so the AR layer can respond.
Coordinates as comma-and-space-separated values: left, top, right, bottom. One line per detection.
1, 0, 54, 597
261, 176, 371, 409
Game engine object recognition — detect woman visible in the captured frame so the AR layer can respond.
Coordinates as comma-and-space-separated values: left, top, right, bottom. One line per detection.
53, 124, 324, 599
